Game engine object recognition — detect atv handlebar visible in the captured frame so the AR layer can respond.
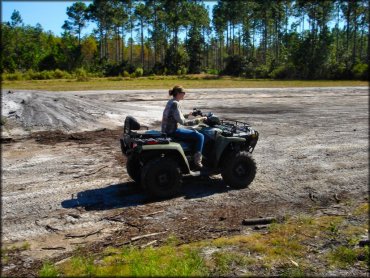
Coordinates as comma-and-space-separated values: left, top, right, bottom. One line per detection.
191, 108, 203, 117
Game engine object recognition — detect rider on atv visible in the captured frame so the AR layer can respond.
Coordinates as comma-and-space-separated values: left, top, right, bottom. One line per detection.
162, 85, 207, 169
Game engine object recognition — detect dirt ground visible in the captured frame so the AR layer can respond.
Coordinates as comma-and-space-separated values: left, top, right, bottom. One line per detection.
1, 87, 368, 276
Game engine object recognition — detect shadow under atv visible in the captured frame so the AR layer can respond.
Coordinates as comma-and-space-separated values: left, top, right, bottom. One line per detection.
61, 177, 239, 211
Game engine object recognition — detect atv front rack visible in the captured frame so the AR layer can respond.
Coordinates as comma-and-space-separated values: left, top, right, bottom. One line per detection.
218, 119, 252, 135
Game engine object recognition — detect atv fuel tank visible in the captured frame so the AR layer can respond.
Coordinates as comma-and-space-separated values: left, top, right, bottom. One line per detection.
201, 127, 223, 140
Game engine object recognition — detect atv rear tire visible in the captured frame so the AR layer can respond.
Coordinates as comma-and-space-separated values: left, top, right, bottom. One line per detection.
221, 151, 256, 189
141, 157, 182, 198
126, 156, 141, 183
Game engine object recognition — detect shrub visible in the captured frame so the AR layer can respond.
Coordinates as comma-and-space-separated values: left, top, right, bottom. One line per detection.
24, 69, 37, 80
40, 70, 54, 80
222, 55, 247, 77
326, 62, 350, 80
123, 71, 130, 78
254, 65, 270, 78
4, 72, 23, 81
75, 68, 90, 81
152, 62, 165, 75
207, 69, 219, 75
270, 64, 295, 79
53, 69, 71, 79
164, 46, 189, 75
134, 67, 144, 77
103, 61, 135, 77
38, 54, 58, 71
352, 63, 368, 80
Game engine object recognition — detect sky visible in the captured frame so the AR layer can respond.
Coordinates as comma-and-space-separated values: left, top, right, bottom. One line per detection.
2, 1, 216, 38
2, 1, 95, 36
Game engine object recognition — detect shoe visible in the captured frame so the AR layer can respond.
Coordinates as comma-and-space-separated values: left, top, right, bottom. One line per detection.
193, 152, 203, 170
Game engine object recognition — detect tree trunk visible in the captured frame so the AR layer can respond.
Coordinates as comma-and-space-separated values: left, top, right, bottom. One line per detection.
154, 6, 157, 65
141, 19, 144, 67
130, 20, 133, 64
263, 11, 267, 64
336, 2, 340, 62
122, 25, 125, 62
116, 26, 119, 63
232, 23, 235, 55
99, 26, 103, 60
359, 28, 364, 61
78, 26, 81, 46
346, 2, 351, 53
226, 22, 229, 54
352, 7, 357, 65
105, 29, 108, 61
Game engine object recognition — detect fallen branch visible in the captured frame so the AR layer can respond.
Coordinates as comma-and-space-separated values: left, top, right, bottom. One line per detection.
194, 225, 207, 233
141, 210, 165, 218
70, 242, 85, 245
45, 225, 61, 233
140, 240, 157, 249
41, 247, 66, 250
242, 217, 277, 226
131, 231, 167, 242
103, 216, 125, 223
115, 231, 167, 247
65, 228, 103, 239
67, 213, 80, 219
321, 211, 347, 216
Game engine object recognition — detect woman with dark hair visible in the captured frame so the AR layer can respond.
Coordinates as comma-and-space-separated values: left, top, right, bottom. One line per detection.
161, 85, 207, 169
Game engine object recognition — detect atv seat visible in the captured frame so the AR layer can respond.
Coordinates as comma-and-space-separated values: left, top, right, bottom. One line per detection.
136, 129, 166, 139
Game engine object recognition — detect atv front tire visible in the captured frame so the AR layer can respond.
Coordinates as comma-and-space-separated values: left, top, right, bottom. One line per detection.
141, 157, 182, 198
221, 151, 256, 189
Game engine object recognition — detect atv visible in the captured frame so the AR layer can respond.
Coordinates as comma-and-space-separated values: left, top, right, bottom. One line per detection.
120, 109, 259, 198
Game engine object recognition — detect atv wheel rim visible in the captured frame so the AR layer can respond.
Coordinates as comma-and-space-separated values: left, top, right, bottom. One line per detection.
156, 171, 173, 189
158, 173, 169, 184
234, 162, 250, 177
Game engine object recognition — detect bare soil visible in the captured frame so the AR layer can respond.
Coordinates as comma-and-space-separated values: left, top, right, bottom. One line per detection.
1, 87, 368, 276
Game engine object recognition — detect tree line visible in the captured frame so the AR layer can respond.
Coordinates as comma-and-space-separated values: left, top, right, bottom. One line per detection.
2, 0, 369, 80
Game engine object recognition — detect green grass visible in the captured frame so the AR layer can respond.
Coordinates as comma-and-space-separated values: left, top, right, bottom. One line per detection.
39, 261, 59, 277
40, 202, 369, 277
58, 245, 208, 277
327, 246, 364, 268
2, 76, 368, 91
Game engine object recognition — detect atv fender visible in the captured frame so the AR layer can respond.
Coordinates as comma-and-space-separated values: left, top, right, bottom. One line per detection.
215, 136, 246, 167
141, 142, 191, 174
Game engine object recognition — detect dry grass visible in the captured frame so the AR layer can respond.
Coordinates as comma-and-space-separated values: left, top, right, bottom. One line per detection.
3, 76, 368, 91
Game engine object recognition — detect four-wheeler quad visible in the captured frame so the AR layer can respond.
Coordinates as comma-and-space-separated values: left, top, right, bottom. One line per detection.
120, 109, 259, 198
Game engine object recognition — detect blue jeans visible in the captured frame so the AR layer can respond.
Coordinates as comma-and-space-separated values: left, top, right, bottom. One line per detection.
174, 128, 204, 153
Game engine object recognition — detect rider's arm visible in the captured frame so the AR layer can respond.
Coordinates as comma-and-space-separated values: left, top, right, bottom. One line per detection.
172, 102, 200, 126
